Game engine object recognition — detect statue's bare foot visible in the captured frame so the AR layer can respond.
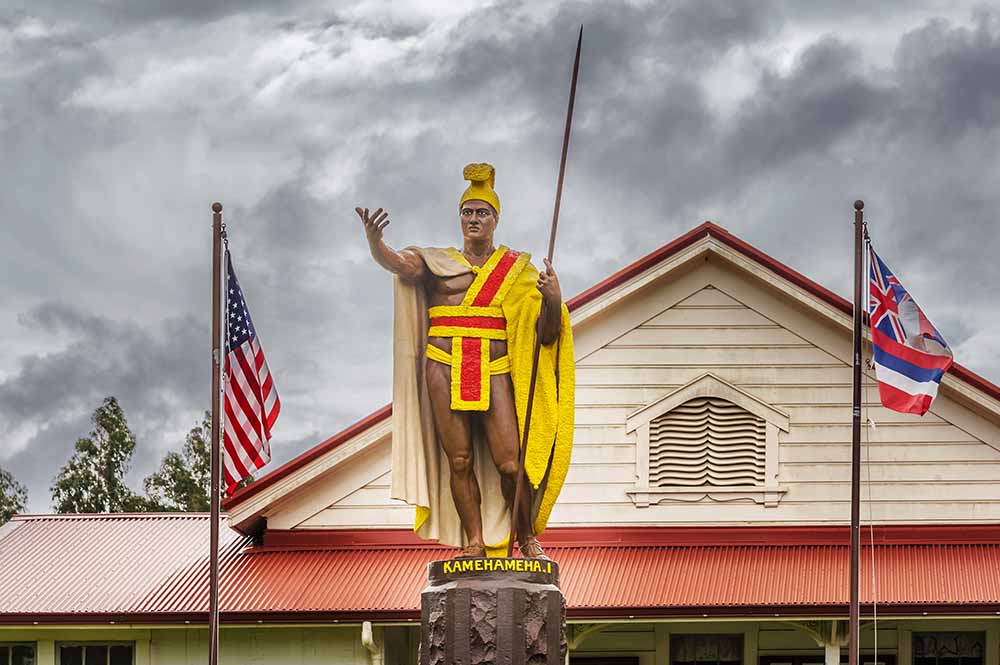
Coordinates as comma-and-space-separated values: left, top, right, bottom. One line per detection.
455, 542, 486, 559
519, 536, 550, 560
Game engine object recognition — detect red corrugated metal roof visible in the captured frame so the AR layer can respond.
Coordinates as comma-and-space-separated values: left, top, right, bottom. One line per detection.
0, 514, 247, 617
4, 518, 1000, 624
223, 221, 1000, 513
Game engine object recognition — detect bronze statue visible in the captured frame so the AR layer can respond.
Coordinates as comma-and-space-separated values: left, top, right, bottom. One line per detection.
357, 162, 575, 558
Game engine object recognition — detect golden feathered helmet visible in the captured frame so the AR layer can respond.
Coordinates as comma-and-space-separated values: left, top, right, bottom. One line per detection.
459, 162, 500, 215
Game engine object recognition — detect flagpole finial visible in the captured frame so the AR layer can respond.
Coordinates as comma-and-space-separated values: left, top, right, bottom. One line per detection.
854, 199, 864, 211
212, 202, 223, 213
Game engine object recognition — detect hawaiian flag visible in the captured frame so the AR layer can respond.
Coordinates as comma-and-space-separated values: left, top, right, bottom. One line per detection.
868, 245, 953, 415
223, 253, 280, 494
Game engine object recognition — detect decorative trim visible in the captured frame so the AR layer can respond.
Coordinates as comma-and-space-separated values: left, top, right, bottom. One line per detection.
626, 373, 789, 508
6, 603, 999, 626
223, 403, 391, 512
626, 373, 790, 433
259, 523, 1000, 548
225, 413, 392, 530
568, 623, 613, 650
627, 486, 788, 508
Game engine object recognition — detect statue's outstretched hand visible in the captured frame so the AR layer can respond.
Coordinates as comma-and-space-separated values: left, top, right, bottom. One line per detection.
354, 206, 425, 282
356, 207, 390, 247
537, 258, 563, 306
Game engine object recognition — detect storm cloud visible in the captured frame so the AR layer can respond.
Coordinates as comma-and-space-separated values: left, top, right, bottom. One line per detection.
2, 1, 998, 512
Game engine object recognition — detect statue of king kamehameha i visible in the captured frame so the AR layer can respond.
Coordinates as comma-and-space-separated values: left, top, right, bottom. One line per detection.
356, 162, 574, 559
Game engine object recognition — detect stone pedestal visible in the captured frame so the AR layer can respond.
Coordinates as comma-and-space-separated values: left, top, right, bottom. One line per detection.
420, 557, 566, 665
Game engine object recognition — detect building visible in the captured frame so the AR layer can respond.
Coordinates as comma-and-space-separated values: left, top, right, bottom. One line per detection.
3, 222, 1000, 665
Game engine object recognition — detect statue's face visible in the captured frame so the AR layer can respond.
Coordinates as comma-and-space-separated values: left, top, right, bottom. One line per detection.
459, 199, 498, 243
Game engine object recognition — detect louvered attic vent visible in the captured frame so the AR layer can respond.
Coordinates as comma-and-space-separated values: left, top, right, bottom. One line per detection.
626, 373, 789, 507
649, 397, 766, 488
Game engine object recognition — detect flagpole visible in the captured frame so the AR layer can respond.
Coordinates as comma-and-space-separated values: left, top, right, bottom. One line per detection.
209, 202, 225, 665
507, 25, 583, 558
849, 199, 865, 665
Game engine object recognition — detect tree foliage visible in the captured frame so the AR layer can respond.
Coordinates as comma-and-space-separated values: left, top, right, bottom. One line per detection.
143, 412, 253, 512
144, 412, 212, 511
51, 398, 253, 515
0, 466, 28, 525
51, 397, 149, 513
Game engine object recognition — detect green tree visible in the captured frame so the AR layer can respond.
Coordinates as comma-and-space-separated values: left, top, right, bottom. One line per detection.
144, 412, 212, 511
51, 397, 148, 513
143, 412, 253, 512
0, 466, 28, 525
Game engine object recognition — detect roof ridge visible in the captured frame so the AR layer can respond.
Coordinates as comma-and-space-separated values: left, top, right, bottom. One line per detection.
223, 221, 1000, 514
12, 513, 225, 521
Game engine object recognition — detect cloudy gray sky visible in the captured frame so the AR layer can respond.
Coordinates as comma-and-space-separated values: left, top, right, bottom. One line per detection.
2, 0, 998, 513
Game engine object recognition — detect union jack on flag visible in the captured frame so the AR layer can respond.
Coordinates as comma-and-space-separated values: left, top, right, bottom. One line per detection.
224, 253, 280, 494
868, 245, 953, 415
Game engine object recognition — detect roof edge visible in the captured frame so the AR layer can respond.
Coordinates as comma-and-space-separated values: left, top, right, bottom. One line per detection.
5, 603, 997, 626
226, 221, 1000, 512
223, 404, 392, 511
258, 524, 1000, 549
9, 513, 222, 520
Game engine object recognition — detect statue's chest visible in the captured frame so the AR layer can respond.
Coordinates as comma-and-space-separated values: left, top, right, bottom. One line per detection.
429, 272, 476, 304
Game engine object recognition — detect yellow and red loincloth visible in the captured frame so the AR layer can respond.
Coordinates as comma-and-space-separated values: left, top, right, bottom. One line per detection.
426, 246, 529, 411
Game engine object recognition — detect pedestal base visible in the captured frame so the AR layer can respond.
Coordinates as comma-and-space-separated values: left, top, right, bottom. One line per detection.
420, 558, 566, 665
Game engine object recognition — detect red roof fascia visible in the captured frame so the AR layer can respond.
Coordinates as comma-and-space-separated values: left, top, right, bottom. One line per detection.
260, 524, 1000, 549
564, 221, 719, 310
262, 527, 437, 549
0, 610, 418, 626
692, 224, 1000, 401
540, 524, 1000, 545
5, 512, 215, 519
8, 603, 1000, 626
223, 404, 392, 510
566, 221, 851, 316
569, 222, 1000, 400
567, 603, 1000, 620
225, 222, 1000, 512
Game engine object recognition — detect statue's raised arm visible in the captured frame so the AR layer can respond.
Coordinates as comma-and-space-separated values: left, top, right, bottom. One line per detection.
355, 206, 427, 283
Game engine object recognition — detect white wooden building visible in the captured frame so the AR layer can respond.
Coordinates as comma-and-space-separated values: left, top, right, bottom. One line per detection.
3, 222, 999, 665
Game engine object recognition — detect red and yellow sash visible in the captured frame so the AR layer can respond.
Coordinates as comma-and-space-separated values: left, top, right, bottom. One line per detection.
428, 246, 529, 411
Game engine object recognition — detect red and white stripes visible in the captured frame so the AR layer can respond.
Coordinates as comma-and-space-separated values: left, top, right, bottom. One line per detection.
224, 336, 280, 494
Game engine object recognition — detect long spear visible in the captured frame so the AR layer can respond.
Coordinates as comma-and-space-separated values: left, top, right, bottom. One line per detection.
507, 26, 583, 557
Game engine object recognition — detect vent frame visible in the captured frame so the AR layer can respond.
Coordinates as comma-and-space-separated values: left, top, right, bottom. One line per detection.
625, 373, 790, 508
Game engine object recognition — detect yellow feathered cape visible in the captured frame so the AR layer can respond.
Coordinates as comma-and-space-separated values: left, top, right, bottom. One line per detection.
390, 246, 574, 555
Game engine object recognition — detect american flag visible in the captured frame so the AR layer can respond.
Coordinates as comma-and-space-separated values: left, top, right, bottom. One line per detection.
223, 253, 280, 494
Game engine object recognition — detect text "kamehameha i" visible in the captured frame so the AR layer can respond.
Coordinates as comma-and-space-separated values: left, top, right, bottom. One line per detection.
442, 558, 554, 575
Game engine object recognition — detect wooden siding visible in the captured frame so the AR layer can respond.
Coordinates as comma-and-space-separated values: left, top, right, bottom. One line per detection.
0, 626, 371, 665
566, 622, 939, 665
570, 622, 658, 664
285, 256, 1000, 530
757, 624, 898, 653
7, 622, 998, 665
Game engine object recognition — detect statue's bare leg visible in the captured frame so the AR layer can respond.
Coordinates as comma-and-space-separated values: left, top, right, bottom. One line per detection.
426, 358, 484, 551
483, 372, 534, 543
